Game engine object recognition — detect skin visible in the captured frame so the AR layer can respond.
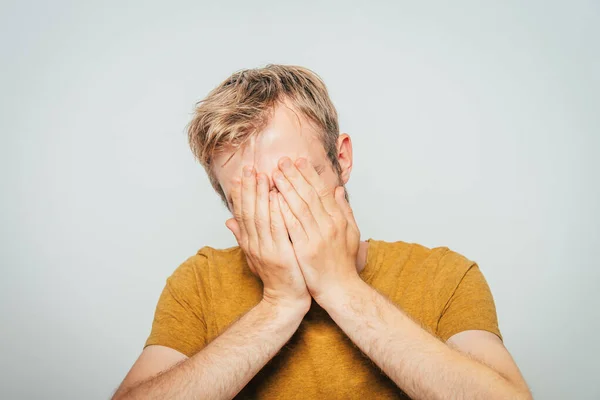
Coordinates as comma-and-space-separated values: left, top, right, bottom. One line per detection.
216, 99, 368, 284
113, 100, 532, 399
214, 99, 370, 280
270, 155, 532, 399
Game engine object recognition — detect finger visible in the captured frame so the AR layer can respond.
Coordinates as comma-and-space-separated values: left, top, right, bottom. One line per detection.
225, 218, 241, 243
269, 190, 292, 246
278, 157, 330, 224
335, 186, 357, 225
230, 177, 248, 246
227, 217, 257, 275
255, 172, 272, 242
273, 168, 320, 237
294, 157, 339, 215
241, 165, 259, 247
278, 192, 308, 244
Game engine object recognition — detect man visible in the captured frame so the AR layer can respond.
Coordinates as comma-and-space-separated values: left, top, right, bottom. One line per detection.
113, 65, 532, 399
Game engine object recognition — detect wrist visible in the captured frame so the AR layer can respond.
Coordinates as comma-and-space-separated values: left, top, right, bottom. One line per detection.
313, 274, 367, 312
260, 295, 311, 320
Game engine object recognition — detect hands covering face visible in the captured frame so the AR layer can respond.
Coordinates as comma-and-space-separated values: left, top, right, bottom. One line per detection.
226, 157, 361, 307
226, 165, 311, 311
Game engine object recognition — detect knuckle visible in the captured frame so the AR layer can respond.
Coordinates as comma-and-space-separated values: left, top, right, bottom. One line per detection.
263, 252, 277, 266
241, 241, 250, 252
247, 244, 259, 259
255, 216, 268, 229
321, 221, 335, 237
230, 183, 241, 197
306, 245, 320, 259
271, 222, 284, 235
269, 215, 281, 227
330, 208, 343, 219
290, 218, 302, 231
299, 203, 311, 219
242, 177, 255, 190
316, 186, 332, 198
305, 188, 319, 205
241, 207, 252, 220
335, 213, 348, 226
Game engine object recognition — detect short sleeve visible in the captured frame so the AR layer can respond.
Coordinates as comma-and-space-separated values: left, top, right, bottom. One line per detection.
436, 264, 502, 342
144, 254, 209, 357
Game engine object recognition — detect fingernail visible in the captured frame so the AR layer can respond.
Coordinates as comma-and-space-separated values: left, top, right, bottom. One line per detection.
280, 157, 292, 168
243, 166, 253, 177
295, 158, 307, 169
273, 170, 284, 181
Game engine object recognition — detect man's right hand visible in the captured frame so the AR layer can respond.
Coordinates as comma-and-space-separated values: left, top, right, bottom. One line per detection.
226, 165, 311, 313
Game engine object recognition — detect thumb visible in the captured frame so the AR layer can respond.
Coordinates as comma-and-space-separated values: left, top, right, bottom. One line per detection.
226, 218, 256, 276
335, 186, 355, 222
225, 218, 242, 244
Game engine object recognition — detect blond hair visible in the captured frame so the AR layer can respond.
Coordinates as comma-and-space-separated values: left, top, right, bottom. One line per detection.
187, 64, 342, 206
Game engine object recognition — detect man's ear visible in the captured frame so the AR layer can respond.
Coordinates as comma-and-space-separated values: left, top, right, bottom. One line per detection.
337, 133, 353, 184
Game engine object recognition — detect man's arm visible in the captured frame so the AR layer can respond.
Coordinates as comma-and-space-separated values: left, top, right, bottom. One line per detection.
113, 299, 307, 400
271, 156, 532, 399
115, 165, 313, 399
317, 279, 532, 400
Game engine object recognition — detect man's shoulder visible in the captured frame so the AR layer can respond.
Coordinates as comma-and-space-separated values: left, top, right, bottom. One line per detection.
166, 245, 245, 279
194, 244, 243, 263
372, 239, 484, 324
373, 238, 475, 278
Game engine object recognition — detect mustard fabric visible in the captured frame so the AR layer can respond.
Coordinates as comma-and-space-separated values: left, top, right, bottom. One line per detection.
145, 239, 502, 399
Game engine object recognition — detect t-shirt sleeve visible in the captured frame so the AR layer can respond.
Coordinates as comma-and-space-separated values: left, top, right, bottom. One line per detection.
144, 254, 209, 357
436, 263, 502, 342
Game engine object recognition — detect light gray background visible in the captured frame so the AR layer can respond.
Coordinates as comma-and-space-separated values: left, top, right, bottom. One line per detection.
1, 0, 598, 399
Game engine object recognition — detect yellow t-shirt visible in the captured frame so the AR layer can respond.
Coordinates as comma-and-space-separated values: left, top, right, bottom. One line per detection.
145, 239, 502, 399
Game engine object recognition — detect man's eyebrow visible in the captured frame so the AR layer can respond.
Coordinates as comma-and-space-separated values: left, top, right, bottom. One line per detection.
312, 163, 325, 175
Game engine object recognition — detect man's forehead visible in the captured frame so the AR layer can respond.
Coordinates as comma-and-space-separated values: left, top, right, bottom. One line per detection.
218, 132, 321, 175
216, 99, 321, 164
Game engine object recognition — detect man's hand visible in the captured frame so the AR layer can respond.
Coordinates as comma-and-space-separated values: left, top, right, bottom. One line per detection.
226, 165, 311, 312
272, 156, 361, 303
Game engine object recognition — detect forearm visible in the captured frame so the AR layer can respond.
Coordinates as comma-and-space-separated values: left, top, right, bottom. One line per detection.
117, 299, 307, 400
319, 279, 529, 400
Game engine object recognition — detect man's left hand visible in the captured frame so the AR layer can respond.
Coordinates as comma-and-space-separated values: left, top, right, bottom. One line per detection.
272, 156, 361, 304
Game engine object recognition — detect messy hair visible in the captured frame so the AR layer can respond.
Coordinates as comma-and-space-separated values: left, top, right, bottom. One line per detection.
187, 64, 342, 206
